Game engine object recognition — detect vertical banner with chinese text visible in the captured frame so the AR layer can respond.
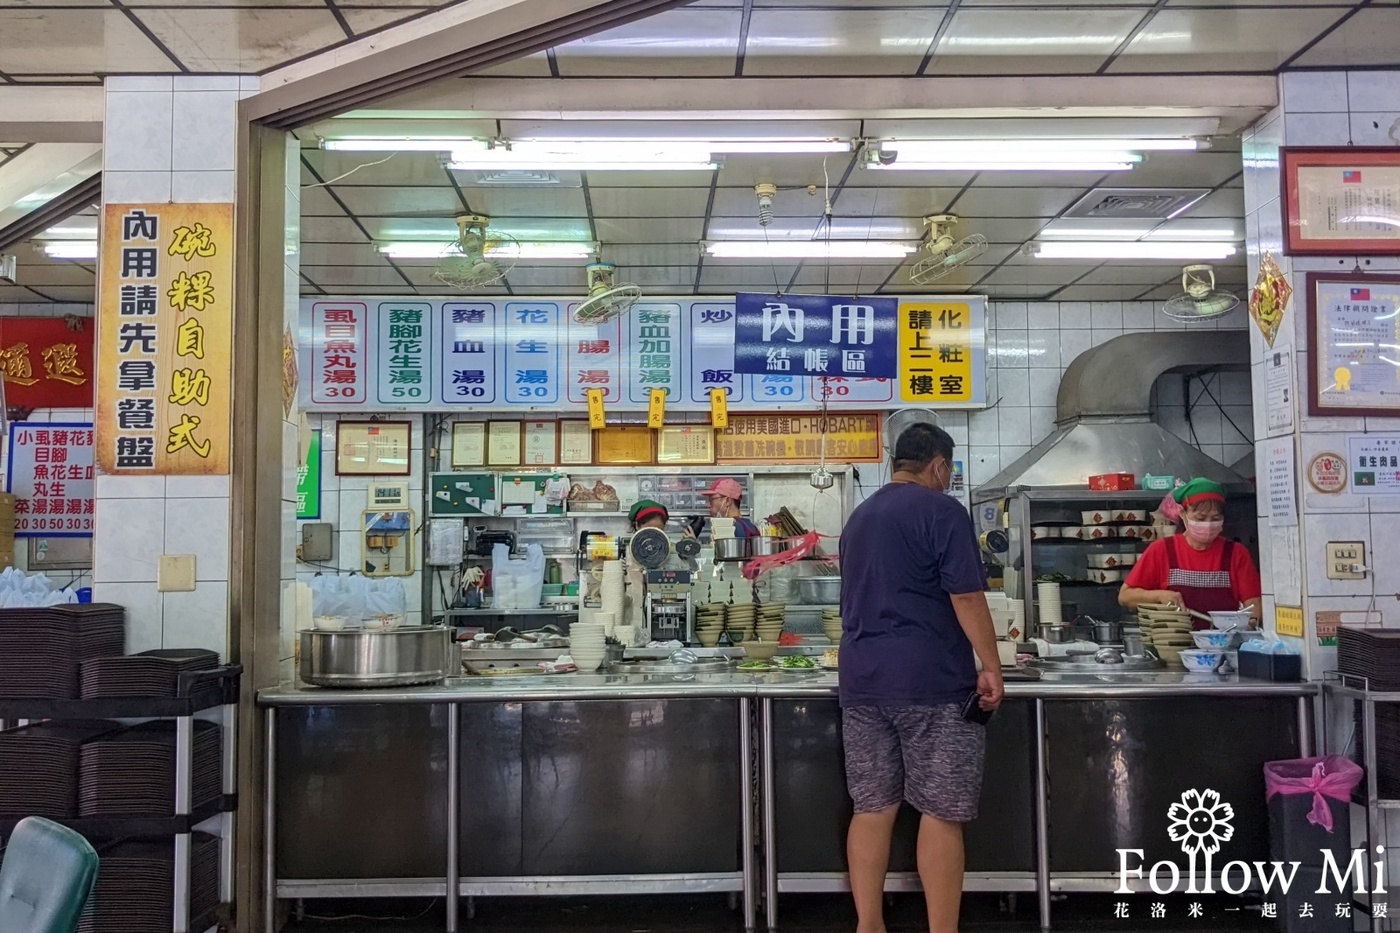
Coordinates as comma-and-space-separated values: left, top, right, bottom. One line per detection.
899, 299, 977, 404
97, 203, 233, 475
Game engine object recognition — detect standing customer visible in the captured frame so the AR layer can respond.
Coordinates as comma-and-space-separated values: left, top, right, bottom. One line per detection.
696, 477, 761, 538
838, 422, 1004, 933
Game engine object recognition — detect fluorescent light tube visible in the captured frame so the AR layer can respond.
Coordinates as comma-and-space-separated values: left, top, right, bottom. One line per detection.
1030, 241, 1238, 260
507, 138, 849, 156
378, 242, 595, 259
865, 160, 1137, 172
1040, 226, 1239, 240
450, 155, 717, 172
323, 138, 488, 152
886, 139, 1193, 155
706, 241, 916, 259
42, 241, 97, 259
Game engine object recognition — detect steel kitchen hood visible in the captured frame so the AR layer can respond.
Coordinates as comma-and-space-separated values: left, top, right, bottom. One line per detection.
974, 331, 1250, 499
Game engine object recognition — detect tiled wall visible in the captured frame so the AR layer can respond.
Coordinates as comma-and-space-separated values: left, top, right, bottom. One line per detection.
1244, 70, 1400, 681
293, 299, 1253, 626
90, 76, 256, 658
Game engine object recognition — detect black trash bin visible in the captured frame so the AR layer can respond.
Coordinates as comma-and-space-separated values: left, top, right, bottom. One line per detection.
1265, 757, 1364, 933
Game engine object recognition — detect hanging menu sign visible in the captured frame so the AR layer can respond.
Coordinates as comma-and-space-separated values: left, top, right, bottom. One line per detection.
6, 422, 94, 537
96, 203, 234, 475
300, 296, 985, 413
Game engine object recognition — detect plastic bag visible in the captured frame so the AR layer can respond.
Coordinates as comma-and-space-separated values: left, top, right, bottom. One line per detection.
492, 543, 545, 610
1240, 637, 1299, 655
364, 578, 407, 628
1264, 756, 1363, 833
309, 575, 366, 628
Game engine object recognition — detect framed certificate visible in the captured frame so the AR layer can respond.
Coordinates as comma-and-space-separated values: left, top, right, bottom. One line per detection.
559, 421, 593, 465
487, 421, 522, 465
1283, 148, 1400, 255
657, 425, 716, 464
1307, 272, 1400, 416
335, 420, 412, 476
523, 420, 557, 465
595, 425, 654, 465
450, 422, 486, 467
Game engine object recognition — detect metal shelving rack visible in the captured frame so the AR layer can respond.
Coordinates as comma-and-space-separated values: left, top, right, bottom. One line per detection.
1321, 674, 1396, 933
0, 666, 241, 933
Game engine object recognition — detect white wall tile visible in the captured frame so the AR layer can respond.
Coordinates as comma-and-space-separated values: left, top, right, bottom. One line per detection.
165, 474, 231, 498
1090, 301, 1123, 330
1059, 330, 1092, 367
171, 171, 236, 203
170, 90, 238, 172
93, 497, 165, 583
1029, 368, 1061, 407
1122, 301, 1156, 332
1024, 330, 1059, 370
94, 582, 163, 653
174, 75, 241, 93
992, 302, 1027, 329
1026, 302, 1059, 328
993, 329, 1030, 368
968, 408, 999, 446
164, 496, 231, 581
1303, 511, 1374, 598
103, 171, 173, 203
1282, 71, 1348, 114
995, 368, 1031, 408
1030, 407, 1057, 445
105, 91, 173, 173
998, 407, 1033, 447
1347, 70, 1400, 113
1058, 302, 1092, 329
95, 473, 165, 499
163, 582, 229, 657
1283, 111, 1352, 146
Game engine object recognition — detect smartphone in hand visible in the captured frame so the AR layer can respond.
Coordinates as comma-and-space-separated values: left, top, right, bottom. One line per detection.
961, 689, 995, 725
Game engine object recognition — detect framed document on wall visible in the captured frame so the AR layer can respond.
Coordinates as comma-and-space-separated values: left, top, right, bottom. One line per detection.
335, 420, 412, 476
559, 421, 593, 465
1307, 271, 1400, 416
1283, 148, 1400, 255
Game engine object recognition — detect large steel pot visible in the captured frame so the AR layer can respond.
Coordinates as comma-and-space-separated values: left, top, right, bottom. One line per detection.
714, 537, 752, 562
300, 626, 451, 688
796, 575, 842, 605
751, 537, 789, 557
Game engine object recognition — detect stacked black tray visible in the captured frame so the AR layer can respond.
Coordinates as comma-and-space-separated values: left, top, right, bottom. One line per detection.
79, 720, 222, 818
0, 721, 121, 818
0, 604, 124, 698
77, 833, 220, 933
1338, 627, 1400, 691
79, 649, 220, 699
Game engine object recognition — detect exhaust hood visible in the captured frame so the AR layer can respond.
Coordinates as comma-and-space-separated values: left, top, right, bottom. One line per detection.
974, 331, 1250, 498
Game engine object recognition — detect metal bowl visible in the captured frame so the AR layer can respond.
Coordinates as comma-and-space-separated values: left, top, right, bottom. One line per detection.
796, 576, 842, 605
714, 538, 753, 562
751, 537, 789, 557
300, 626, 451, 688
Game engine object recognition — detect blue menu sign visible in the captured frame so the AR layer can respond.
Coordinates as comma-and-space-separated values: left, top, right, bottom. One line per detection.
732, 292, 899, 379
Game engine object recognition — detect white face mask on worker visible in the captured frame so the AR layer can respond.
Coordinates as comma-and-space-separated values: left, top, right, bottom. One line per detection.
1183, 519, 1224, 546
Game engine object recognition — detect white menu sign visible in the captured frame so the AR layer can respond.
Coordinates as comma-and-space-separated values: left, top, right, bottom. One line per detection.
1265, 438, 1299, 526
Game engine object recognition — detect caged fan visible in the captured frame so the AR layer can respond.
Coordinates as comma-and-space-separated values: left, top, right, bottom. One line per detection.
572, 262, 643, 325
432, 214, 519, 290
910, 214, 987, 285
1161, 264, 1240, 323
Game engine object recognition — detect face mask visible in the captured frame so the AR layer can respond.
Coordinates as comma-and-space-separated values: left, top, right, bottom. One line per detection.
1183, 519, 1224, 545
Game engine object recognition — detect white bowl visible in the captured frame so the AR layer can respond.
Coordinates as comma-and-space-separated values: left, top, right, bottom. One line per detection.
1192, 630, 1233, 649
313, 615, 348, 632
571, 651, 606, 671
1209, 610, 1252, 631
362, 614, 403, 632
1180, 648, 1224, 673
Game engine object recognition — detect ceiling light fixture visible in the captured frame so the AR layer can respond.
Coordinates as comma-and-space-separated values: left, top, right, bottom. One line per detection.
886, 139, 1194, 155
1028, 241, 1239, 260
706, 241, 916, 260
379, 242, 596, 260
1039, 226, 1239, 240
449, 153, 717, 172
865, 160, 1138, 172
42, 241, 98, 259
322, 138, 489, 152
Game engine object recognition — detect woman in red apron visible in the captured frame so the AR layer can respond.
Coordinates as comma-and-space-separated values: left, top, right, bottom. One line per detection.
1119, 477, 1263, 630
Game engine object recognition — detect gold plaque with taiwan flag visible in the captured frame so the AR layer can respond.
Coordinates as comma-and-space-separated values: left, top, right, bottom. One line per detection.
96, 203, 233, 475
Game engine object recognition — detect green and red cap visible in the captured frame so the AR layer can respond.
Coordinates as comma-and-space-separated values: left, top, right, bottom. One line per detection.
1172, 477, 1226, 508
629, 499, 669, 526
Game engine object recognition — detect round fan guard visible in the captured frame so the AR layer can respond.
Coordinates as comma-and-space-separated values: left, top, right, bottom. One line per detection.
629, 527, 671, 569
1161, 264, 1240, 322
573, 262, 643, 324
432, 214, 518, 290
882, 409, 941, 457
909, 215, 987, 286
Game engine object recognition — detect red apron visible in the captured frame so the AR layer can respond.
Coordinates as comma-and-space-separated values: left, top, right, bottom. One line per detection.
1164, 536, 1239, 631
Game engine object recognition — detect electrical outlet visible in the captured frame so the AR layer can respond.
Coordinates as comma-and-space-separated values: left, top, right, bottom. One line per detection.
157, 554, 197, 592
1326, 541, 1367, 580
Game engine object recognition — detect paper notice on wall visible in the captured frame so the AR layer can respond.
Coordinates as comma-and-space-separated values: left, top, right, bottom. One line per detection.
1265, 439, 1299, 526
1265, 350, 1296, 437
1272, 525, 1303, 607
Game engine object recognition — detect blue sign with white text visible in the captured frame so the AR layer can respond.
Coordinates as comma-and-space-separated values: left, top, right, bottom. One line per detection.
732, 292, 898, 379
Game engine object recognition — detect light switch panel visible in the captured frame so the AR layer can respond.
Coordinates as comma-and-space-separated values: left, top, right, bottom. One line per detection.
1325, 541, 1367, 580
158, 554, 197, 592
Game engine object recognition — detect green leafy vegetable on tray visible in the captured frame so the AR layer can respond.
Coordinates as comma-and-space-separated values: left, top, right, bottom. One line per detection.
778, 655, 817, 669
737, 660, 773, 671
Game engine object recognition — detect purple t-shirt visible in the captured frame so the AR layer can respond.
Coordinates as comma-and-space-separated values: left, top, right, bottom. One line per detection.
838, 482, 986, 708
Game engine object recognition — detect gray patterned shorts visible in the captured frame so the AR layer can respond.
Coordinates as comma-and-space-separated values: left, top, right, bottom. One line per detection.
841, 704, 986, 822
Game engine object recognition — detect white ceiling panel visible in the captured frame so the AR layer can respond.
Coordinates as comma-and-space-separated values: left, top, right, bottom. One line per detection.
0, 9, 176, 74
303, 265, 409, 289
594, 217, 706, 244
338, 6, 444, 36
699, 265, 801, 289
355, 217, 466, 240
1107, 8, 1345, 73
944, 186, 1085, 218
707, 215, 927, 240
301, 187, 349, 217
463, 188, 590, 218
3, 285, 96, 302
300, 242, 380, 266
953, 217, 1046, 244
1075, 265, 1185, 287
715, 153, 856, 189
832, 185, 962, 218
790, 263, 902, 286
302, 216, 376, 243
968, 170, 1122, 190
553, 8, 742, 77
926, 9, 1144, 74
579, 171, 718, 189
415, 286, 512, 296
1290, 8, 1400, 68
1056, 284, 1179, 302
302, 151, 455, 188
980, 263, 1098, 287
136, 8, 349, 71
333, 186, 465, 216
12, 261, 97, 287
619, 266, 700, 290
892, 263, 982, 289
588, 186, 711, 218
742, 8, 946, 76
844, 169, 976, 189
602, 244, 703, 267
1181, 188, 1246, 217
1123, 151, 1242, 189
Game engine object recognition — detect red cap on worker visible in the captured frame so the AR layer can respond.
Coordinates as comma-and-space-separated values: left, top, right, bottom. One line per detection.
698, 478, 744, 501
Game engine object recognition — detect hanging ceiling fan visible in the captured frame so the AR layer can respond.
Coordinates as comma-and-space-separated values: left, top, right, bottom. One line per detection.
909, 214, 987, 285
572, 261, 644, 325
431, 214, 519, 290
882, 409, 942, 458
1161, 264, 1240, 323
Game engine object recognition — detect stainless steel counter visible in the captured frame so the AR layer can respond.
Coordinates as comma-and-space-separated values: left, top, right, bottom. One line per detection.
258, 670, 1317, 705
259, 670, 1317, 933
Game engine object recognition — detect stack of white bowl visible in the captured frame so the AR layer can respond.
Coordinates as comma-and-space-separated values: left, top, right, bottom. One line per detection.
569, 621, 608, 671
1036, 581, 1062, 627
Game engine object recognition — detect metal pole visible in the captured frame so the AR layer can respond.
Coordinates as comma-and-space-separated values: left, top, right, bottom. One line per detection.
221, 702, 237, 905
1364, 694, 1382, 933
264, 707, 277, 933
739, 697, 756, 933
174, 714, 194, 933
1297, 696, 1313, 758
761, 698, 778, 932
447, 703, 460, 933
1034, 699, 1051, 933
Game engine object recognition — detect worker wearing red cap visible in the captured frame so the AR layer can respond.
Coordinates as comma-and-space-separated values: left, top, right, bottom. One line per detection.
697, 478, 761, 538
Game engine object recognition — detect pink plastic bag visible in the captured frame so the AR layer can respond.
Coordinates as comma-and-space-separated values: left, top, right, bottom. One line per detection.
1264, 756, 1363, 833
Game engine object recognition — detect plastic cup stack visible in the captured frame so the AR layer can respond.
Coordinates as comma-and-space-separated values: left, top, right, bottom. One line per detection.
600, 561, 627, 625
1036, 582, 1063, 627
